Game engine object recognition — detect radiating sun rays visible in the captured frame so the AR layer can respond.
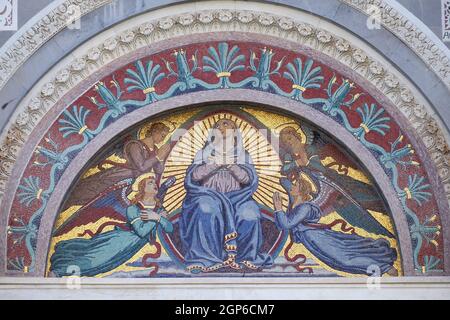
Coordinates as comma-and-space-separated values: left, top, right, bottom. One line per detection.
161, 112, 289, 213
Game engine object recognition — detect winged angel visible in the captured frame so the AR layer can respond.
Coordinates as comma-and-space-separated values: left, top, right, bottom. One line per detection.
272, 124, 398, 276
49, 112, 398, 277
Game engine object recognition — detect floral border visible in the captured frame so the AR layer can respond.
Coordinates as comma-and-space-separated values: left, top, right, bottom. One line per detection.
6, 39, 443, 276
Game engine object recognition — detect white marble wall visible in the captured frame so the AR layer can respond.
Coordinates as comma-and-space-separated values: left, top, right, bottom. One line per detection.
1, 277, 449, 300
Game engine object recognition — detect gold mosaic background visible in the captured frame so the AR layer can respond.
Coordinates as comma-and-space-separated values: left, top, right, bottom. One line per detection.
47, 106, 402, 277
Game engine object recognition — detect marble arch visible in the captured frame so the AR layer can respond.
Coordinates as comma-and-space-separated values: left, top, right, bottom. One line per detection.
1, 0, 450, 298
35, 94, 411, 276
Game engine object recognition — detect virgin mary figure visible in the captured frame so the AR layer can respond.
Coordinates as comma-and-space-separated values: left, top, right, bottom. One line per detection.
179, 119, 272, 272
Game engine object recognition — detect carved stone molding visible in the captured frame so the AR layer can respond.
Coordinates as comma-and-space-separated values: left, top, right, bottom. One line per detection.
0, 0, 449, 93
343, 0, 450, 89
0, 0, 111, 91
1, 8, 449, 213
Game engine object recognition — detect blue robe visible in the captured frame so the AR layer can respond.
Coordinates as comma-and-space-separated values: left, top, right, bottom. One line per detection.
179, 159, 272, 270
50, 205, 173, 277
280, 152, 392, 238
275, 202, 397, 275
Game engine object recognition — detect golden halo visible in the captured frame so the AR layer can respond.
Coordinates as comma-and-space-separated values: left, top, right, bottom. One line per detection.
138, 121, 177, 140
299, 172, 318, 194
161, 111, 289, 212
273, 122, 306, 144
127, 172, 156, 201
131, 172, 156, 192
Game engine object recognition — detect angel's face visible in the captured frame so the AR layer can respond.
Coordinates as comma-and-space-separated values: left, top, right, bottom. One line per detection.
143, 179, 158, 195
290, 178, 312, 201
290, 181, 302, 197
280, 130, 302, 154
152, 128, 169, 144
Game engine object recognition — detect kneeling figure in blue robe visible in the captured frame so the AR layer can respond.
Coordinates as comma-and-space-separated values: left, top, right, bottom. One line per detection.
50, 176, 173, 277
272, 177, 398, 276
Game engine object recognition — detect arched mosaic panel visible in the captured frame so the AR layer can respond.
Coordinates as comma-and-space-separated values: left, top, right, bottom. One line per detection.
46, 105, 401, 278
5, 40, 444, 276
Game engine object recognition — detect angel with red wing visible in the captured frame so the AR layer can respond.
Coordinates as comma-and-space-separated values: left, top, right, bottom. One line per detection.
62, 122, 172, 211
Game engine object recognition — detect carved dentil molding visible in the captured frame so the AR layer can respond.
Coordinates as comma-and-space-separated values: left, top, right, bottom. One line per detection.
343, 0, 450, 89
0, 9, 449, 211
0, 0, 111, 91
